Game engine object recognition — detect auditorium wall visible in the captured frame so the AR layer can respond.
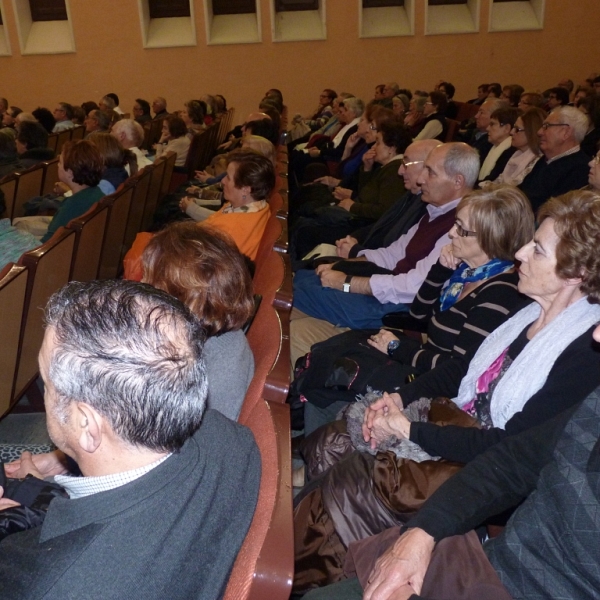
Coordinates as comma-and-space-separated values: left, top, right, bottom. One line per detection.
0, 0, 597, 123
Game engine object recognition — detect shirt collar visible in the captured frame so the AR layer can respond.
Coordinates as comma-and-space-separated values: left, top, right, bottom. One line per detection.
546, 145, 580, 164
54, 453, 171, 500
426, 197, 461, 219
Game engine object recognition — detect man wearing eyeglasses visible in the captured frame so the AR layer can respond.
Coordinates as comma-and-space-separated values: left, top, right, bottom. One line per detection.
52, 102, 75, 133
519, 106, 590, 212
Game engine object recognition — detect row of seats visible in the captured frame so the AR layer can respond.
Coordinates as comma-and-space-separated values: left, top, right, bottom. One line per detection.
225, 145, 293, 600
0, 150, 178, 417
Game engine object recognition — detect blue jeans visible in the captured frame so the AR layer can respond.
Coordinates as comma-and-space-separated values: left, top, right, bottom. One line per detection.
293, 269, 408, 330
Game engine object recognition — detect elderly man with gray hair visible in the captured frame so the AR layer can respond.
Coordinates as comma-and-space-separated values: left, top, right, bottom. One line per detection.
519, 105, 590, 211
111, 118, 152, 171
292, 142, 479, 334
0, 279, 260, 600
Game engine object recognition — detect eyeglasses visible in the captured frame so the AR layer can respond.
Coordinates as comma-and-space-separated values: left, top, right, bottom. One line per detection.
541, 122, 569, 130
593, 154, 600, 164
369, 124, 377, 131
425, 102, 434, 105
401, 158, 424, 167
454, 221, 477, 238
511, 126, 525, 133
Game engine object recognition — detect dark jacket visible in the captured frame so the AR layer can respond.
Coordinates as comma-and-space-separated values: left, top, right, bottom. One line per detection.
0, 410, 260, 600
17, 147, 55, 171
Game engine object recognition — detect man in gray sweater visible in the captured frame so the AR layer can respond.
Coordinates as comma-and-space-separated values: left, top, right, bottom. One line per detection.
0, 280, 260, 599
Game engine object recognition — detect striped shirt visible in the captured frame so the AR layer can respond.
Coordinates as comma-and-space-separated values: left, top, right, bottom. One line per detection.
390, 261, 526, 373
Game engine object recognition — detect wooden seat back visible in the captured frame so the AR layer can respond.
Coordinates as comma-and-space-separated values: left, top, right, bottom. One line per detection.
11, 164, 45, 220
253, 250, 293, 313
0, 174, 18, 220
67, 202, 109, 282
141, 156, 166, 231
98, 183, 135, 279
160, 150, 177, 198
445, 118, 460, 142
122, 167, 152, 260
0, 264, 28, 416
55, 129, 72, 154
70, 125, 85, 141
41, 158, 60, 196
46, 133, 58, 153
14, 228, 76, 402
454, 101, 479, 123
223, 398, 293, 600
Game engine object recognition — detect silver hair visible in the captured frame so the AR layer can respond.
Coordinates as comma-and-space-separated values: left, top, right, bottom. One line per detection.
442, 142, 480, 189
342, 97, 364, 118
101, 95, 116, 110
387, 82, 400, 94
553, 106, 589, 143
482, 97, 509, 113
45, 280, 208, 452
112, 118, 144, 147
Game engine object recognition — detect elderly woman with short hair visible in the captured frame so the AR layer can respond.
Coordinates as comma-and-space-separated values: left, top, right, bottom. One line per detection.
478, 106, 519, 182
153, 115, 190, 167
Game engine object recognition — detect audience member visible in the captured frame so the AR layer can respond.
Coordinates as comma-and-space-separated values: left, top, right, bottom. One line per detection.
546, 86, 570, 109
86, 132, 137, 194
2, 106, 22, 131
142, 223, 255, 421
154, 115, 190, 167
483, 107, 545, 186
32, 107, 56, 134
478, 106, 519, 182
133, 98, 152, 124
414, 91, 447, 141
519, 106, 590, 211
0, 279, 260, 599
111, 118, 152, 171
487, 83, 502, 98
464, 97, 507, 165
182, 100, 206, 137
467, 83, 489, 105
80, 101, 99, 116
152, 96, 169, 119
84, 109, 110, 135
71, 105, 86, 125
52, 102, 75, 132
16, 121, 54, 169
438, 82, 457, 119
500, 84, 524, 107
518, 90, 544, 110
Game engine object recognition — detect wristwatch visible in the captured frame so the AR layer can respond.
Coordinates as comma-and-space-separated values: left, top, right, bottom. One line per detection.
342, 274, 352, 293
387, 339, 400, 357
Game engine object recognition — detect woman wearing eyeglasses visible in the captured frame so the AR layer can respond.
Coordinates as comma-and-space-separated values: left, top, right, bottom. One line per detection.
478, 106, 520, 182
294, 186, 534, 436
482, 107, 546, 188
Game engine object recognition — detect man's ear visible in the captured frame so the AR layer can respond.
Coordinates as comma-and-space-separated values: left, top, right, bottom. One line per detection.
75, 402, 104, 454
454, 173, 466, 190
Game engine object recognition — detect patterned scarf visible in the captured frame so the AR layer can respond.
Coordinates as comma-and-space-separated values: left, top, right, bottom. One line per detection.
439, 259, 514, 311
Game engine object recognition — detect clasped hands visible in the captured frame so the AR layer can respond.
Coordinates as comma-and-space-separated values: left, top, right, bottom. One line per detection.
362, 392, 411, 450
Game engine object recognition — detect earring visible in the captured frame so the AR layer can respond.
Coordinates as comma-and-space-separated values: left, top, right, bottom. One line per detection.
242, 194, 246, 200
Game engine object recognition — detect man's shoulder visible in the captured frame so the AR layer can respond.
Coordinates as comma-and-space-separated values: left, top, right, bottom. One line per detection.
193, 409, 258, 456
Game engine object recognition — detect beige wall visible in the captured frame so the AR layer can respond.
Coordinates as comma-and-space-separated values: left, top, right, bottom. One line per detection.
0, 0, 598, 124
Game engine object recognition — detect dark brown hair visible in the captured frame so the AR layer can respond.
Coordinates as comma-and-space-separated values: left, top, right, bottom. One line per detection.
61, 140, 103, 187
141, 222, 254, 336
165, 115, 188, 138
226, 150, 276, 201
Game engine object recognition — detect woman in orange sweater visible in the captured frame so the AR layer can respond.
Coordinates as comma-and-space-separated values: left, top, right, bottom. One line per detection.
124, 150, 275, 280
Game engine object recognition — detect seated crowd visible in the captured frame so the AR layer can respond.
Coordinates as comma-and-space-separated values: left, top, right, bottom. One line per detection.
2, 72, 600, 600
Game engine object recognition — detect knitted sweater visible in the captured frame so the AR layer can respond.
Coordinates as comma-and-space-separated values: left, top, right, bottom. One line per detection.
409, 389, 600, 599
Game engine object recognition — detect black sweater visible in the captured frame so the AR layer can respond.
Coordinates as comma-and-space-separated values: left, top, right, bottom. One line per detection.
408, 390, 600, 598
409, 325, 600, 463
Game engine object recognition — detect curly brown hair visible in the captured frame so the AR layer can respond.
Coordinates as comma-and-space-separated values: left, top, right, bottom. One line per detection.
538, 190, 600, 303
141, 222, 254, 336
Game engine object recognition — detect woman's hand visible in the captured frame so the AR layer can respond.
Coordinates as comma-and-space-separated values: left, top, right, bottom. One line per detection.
438, 244, 461, 270
362, 148, 377, 171
364, 528, 435, 600
186, 185, 202, 196
362, 392, 405, 447
194, 170, 211, 183
4, 450, 69, 480
333, 187, 352, 201
308, 147, 321, 158
368, 329, 400, 354
345, 132, 360, 150
179, 197, 194, 212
